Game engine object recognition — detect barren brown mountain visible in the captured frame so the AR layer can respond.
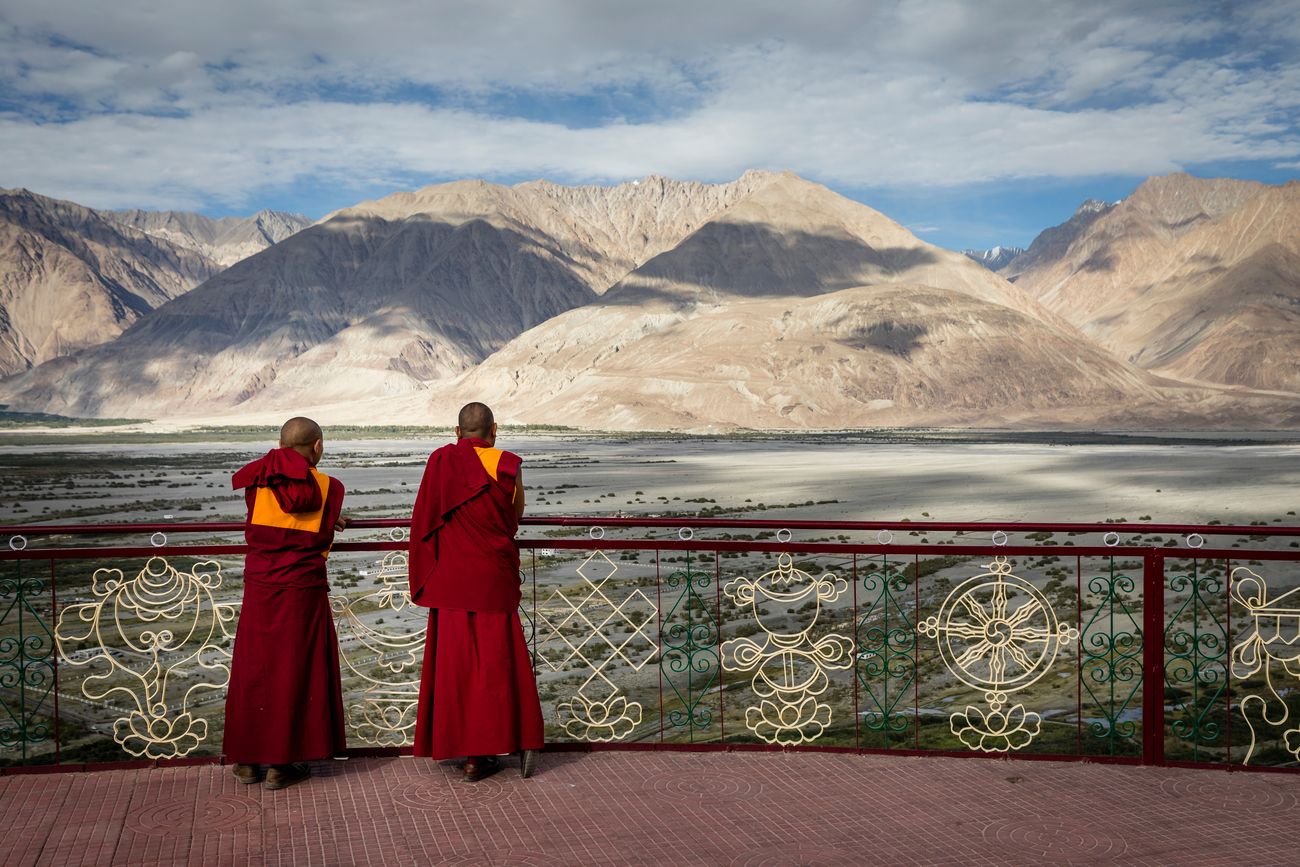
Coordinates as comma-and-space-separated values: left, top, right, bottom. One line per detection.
0, 174, 773, 417
106, 208, 310, 267
4, 171, 1297, 430
999, 199, 1113, 281
1010, 174, 1300, 394
398, 172, 1286, 431
0, 188, 219, 377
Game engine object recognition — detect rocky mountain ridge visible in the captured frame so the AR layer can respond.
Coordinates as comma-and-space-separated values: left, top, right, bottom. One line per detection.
0, 188, 220, 376
389, 173, 1291, 431
106, 208, 310, 267
1000, 199, 1115, 282
0, 189, 311, 377
962, 245, 1025, 271
1009, 173, 1300, 394
0, 173, 782, 417
2, 171, 1297, 431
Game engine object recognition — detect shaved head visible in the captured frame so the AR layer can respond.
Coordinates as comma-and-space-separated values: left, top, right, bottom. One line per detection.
280, 416, 323, 449
457, 402, 495, 438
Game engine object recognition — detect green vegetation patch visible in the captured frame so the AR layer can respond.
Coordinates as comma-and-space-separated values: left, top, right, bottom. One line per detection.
0, 410, 147, 427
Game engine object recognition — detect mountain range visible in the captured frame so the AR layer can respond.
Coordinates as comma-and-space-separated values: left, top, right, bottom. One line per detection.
0, 189, 307, 377
962, 245, 1025, 270
1007, 174, 1300, 395
108, 208, 311, 267
0, 171, 1296, 431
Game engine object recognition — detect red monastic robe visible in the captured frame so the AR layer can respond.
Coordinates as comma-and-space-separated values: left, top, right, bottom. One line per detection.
409, 437, 544, 759
223, 447, 348, 764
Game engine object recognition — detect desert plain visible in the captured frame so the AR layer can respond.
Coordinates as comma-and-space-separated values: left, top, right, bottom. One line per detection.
3, 429, 1300, 525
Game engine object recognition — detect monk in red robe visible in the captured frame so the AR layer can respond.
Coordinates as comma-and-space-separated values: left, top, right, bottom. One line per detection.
410, 402, 543, 781
224, 416, 348, 790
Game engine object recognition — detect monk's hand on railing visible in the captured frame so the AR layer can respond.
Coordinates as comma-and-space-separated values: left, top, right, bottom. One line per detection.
335, 515, 350, 531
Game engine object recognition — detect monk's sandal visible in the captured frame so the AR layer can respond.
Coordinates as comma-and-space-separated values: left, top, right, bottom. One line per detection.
265, 763, 311, 790
462, 755, 500, 783
231, 764, 261, 784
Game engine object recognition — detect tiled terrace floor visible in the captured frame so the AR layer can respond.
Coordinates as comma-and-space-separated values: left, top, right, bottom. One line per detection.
5, 750, 1298, 866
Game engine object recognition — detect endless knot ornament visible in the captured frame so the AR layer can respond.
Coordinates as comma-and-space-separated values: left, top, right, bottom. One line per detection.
721, 554, 853, 745
536, 551, 657, 742
330, 551, 425, 746
919, 557, 1078, 752
1230, 567, 1300, 765
54, 557, 236, 758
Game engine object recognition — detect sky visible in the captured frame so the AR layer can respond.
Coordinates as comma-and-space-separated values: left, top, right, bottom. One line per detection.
1, 0, 1298, 251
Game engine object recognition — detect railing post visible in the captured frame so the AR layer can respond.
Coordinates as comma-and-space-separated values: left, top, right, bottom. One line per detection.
1142, 550, 1165, 765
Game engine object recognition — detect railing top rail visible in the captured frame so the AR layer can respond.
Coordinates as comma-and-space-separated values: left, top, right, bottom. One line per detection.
2, 539, 1296, 561
1, 516, 1298, 537
522, 517, 1300, 537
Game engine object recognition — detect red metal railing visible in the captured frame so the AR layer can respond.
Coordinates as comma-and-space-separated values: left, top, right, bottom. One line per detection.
2, 517, 1297, 774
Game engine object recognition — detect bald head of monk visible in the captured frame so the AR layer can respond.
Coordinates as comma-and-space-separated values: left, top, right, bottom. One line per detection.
456, 402, 496, 445
280, 416, 324, 466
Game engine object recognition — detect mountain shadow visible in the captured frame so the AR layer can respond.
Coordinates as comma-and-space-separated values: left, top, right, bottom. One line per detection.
601, 221, 944, 307
0, 212, 599, 416
837, 320, 928, 357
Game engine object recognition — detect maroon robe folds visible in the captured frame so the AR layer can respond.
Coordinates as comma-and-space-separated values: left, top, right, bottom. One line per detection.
410, 437, 544, 759
223, 447, 348, 764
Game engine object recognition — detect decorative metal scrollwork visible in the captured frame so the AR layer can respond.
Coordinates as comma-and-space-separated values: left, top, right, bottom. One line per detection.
54, 557, 236, 759
856, 555, 916, 746
920, 557, 1078, 752
1164, 562, 1227, 759
1080, 560, 1142, 754
1231, 567, 1300, 765
537, 551, 658, 742
660, 553, 719, 740
0, 562, 56, 758
722, 554, 853, 745
330, 551, 424, 746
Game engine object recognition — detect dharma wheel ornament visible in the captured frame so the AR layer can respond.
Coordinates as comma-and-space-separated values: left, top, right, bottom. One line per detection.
920, 556, 1078, 752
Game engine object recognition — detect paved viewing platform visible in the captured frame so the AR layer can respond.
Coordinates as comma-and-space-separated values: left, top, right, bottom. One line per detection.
5, 750, 1296, 866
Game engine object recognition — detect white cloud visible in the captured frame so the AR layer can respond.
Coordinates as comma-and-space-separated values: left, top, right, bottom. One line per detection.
0, 0, 1296, 211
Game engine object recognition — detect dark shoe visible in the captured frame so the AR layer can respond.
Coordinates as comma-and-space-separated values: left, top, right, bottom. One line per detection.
520, 749, 538, 779
462, 755, 500, 783
231, 763, 261, 785
265, 763, 311, 790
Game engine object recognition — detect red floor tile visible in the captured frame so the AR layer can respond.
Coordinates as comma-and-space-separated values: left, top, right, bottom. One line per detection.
3, 752, 1297, 866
